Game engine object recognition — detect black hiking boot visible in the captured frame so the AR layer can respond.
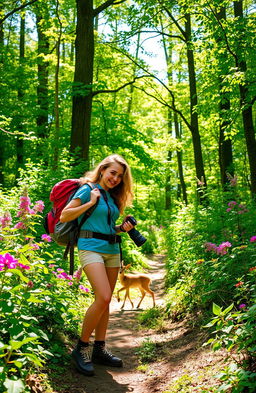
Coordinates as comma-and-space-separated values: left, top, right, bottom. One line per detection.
72, 342, 94, 376
92, 342, 123, 367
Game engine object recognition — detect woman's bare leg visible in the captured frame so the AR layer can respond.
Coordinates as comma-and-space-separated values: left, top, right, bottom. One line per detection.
94, 266, 119, 341
80, 263, 112, 342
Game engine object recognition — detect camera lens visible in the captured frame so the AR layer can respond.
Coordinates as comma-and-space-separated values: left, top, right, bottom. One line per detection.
126, 216, 137, 226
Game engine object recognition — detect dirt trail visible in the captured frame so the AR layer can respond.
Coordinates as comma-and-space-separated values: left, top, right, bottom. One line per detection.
50, 255, 225, 393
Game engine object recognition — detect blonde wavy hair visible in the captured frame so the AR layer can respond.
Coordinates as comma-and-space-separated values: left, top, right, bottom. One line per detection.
80, 154, 133, 214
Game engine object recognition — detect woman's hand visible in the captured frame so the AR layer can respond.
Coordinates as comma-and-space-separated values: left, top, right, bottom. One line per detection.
121, 220, 134, 232
90, 188, 101, 204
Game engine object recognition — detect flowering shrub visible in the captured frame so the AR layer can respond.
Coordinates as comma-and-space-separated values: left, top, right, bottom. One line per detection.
0, 190, 91, 392
205, 302, 256, 392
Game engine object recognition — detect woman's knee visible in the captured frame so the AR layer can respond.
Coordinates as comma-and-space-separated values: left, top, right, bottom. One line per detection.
96, 292, 112, 307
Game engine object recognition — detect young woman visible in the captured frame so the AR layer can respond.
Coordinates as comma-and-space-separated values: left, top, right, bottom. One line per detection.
60, 154, 134, 376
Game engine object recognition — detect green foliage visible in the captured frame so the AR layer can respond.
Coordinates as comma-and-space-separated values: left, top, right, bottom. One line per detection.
205, 303, 256, 392
0, 189, 92, 391
137, 307, 164, 329
135, 338, 158, 363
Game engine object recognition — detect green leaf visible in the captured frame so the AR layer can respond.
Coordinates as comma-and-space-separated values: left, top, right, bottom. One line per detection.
7, 269, 29, 283
213, 303, 222, 316
21, 352, 44, 366
13, 360, 23, 368
223, 303, 234, 315
9, 336, 38, 350
26, 295, 44, 303
4, 378, 25, 393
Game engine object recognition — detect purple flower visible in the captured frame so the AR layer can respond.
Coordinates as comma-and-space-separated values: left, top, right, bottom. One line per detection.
239, 304, 246, 309
250, 236, 256, 243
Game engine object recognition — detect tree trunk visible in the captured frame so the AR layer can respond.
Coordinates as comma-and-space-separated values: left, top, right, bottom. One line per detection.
70, 0, 94, 166
16, 12, 25, 177
36, 12, 49, 140
53, 4, 61, 170
185, 13, 207, 201
217, 7, 234, 187
127, 32, 140, 115
175, 114, 187, 205
234, 0, 256, 196
0, 5, 4, 185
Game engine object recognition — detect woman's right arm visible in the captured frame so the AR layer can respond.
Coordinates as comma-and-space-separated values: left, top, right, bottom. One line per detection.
60, 188, 100, 223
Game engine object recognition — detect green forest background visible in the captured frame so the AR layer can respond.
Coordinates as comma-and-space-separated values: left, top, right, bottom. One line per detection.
0, 0, 256, 392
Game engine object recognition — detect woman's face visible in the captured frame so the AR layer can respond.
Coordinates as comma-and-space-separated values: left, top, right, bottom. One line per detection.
99, 162, 124, 190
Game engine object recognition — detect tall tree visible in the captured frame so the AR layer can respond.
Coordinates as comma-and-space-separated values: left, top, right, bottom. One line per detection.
35, 4, 50, 142
216, 6, 234, 188
233, 0, 256, 196
71, 0, 127, 166
16, 11, 25, 176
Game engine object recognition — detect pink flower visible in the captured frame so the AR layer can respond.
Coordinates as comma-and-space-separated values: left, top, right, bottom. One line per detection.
74, 268, 83, 282
57, 271, 72, 280
14, 222, 26, 230
226, 208, 232, 212
31, 243, 40, 250
33, 200, 45, 213
18, 263, 30, 270
0, 212, 12, 228
0, 253, 19, 270
49, 264, 56, 268
216, 241, 232, 255
205, 242, 218, 252
79, 285, 90, 292
239, 304, 246, 309
41, 234, 52, 242
250, 236, 256, 243
228, 201, 237, 207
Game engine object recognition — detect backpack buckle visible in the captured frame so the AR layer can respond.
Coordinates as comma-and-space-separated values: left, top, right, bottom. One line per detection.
108, 235, 121, 244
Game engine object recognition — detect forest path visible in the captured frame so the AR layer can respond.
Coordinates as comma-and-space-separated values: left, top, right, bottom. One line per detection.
50, 254, 225, 393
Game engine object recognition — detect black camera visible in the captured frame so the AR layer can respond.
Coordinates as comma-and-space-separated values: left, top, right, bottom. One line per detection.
124, 216, 147, 247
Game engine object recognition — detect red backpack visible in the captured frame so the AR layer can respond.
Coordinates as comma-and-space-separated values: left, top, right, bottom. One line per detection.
43, 179, 97, 274
44, 179, 81, 235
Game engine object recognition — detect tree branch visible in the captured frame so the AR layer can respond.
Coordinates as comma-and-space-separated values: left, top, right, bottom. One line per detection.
205, 1, 238, 62
134, 86, 192, 131
0, 0, 39, 24
93, 0, 126, 17
92, 75, 150, 96
160, 4, 186, 39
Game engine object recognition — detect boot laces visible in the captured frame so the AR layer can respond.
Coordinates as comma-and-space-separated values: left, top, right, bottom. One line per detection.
80, 346, 91, 363
101, 347, 113, 358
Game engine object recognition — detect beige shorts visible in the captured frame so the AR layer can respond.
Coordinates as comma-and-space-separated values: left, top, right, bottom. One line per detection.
78, 250, 121, 268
